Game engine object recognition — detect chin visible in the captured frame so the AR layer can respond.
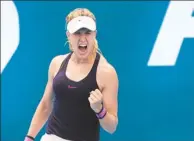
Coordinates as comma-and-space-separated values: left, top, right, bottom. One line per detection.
76, 49, 93, 60
75, 51, 89, 59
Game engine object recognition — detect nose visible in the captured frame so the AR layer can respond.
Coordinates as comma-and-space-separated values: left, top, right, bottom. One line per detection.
79, 33, 87, 42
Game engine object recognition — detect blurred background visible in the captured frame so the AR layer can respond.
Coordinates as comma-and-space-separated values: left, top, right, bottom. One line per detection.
1, 1, 194, 141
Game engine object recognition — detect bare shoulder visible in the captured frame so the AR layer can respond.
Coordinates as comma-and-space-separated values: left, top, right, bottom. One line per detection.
51, 53, 69, 65
97, 55, 119, 89
49, 53, 70, 78
98, 55, 118, 76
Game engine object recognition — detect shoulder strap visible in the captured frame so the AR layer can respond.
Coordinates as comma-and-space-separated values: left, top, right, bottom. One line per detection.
90, 52, 100, 75
58, 52, 72, 72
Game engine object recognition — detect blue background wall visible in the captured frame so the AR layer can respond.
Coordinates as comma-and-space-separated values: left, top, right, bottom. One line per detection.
1, 1, 194, 141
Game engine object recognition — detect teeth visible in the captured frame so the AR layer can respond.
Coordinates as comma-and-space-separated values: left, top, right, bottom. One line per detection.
79, 45, 87, 47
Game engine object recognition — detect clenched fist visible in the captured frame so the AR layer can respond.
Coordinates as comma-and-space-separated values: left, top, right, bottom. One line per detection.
88, 89, 103, 113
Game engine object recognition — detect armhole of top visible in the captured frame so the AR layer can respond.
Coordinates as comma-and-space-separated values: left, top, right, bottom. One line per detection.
53, 52, 72, 79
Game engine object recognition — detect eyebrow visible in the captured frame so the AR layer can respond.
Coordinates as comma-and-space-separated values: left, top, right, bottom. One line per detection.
74, 30, 91, 34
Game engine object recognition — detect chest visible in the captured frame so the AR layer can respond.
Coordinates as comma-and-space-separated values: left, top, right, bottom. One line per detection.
53, 70, 99, 103
66, 61, 93, 82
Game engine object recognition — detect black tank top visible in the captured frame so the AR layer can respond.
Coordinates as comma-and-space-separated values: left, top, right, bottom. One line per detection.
46, 52, 101, 141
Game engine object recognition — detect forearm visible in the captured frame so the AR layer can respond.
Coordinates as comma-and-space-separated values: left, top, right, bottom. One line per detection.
88, 88, 118, 134
99, 111, 118, 134
27, 103, 52, 138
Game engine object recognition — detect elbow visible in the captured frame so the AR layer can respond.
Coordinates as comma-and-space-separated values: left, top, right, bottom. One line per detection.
42, 107, 51, 114
108, 128, 116, 134
111, 122, 118, 134
106, 119, 118, 134
39, 100, 52, 114
106, 125, 117, 134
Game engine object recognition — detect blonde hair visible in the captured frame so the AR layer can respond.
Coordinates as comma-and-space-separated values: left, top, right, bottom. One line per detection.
65, 8, 102, 55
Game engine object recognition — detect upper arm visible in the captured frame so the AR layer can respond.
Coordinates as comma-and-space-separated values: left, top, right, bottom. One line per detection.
100, 64, 119, 118
40, 56, 59, 108
40, 54, 69, 108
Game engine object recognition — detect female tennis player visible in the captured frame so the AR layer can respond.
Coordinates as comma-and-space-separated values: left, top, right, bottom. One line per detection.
24, 8, 119, 141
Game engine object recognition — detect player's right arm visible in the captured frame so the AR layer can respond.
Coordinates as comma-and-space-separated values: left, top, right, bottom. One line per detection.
25, 56, 59, 139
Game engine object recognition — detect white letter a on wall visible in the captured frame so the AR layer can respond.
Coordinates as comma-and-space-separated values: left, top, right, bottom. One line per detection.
148, 1, 194, 66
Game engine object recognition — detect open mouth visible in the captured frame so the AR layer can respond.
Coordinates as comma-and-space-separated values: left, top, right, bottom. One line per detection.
78, 45, 87, 52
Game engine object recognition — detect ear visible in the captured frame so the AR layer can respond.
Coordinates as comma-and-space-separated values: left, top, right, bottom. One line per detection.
66, 31, 70, 39
94, 30, 97, 38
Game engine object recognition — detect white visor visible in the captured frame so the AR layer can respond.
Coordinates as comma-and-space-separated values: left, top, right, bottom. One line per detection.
67, 16, 96, 34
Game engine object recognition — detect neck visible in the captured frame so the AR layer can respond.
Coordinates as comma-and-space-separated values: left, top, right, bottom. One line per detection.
71, 52, 96, 64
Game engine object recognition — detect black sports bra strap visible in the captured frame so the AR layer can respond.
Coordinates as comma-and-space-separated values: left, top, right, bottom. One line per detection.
90, 52, 100, 75
58, 52, 73, 72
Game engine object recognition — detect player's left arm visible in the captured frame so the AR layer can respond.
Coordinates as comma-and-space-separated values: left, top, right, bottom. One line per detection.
98, 64, 119, 134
